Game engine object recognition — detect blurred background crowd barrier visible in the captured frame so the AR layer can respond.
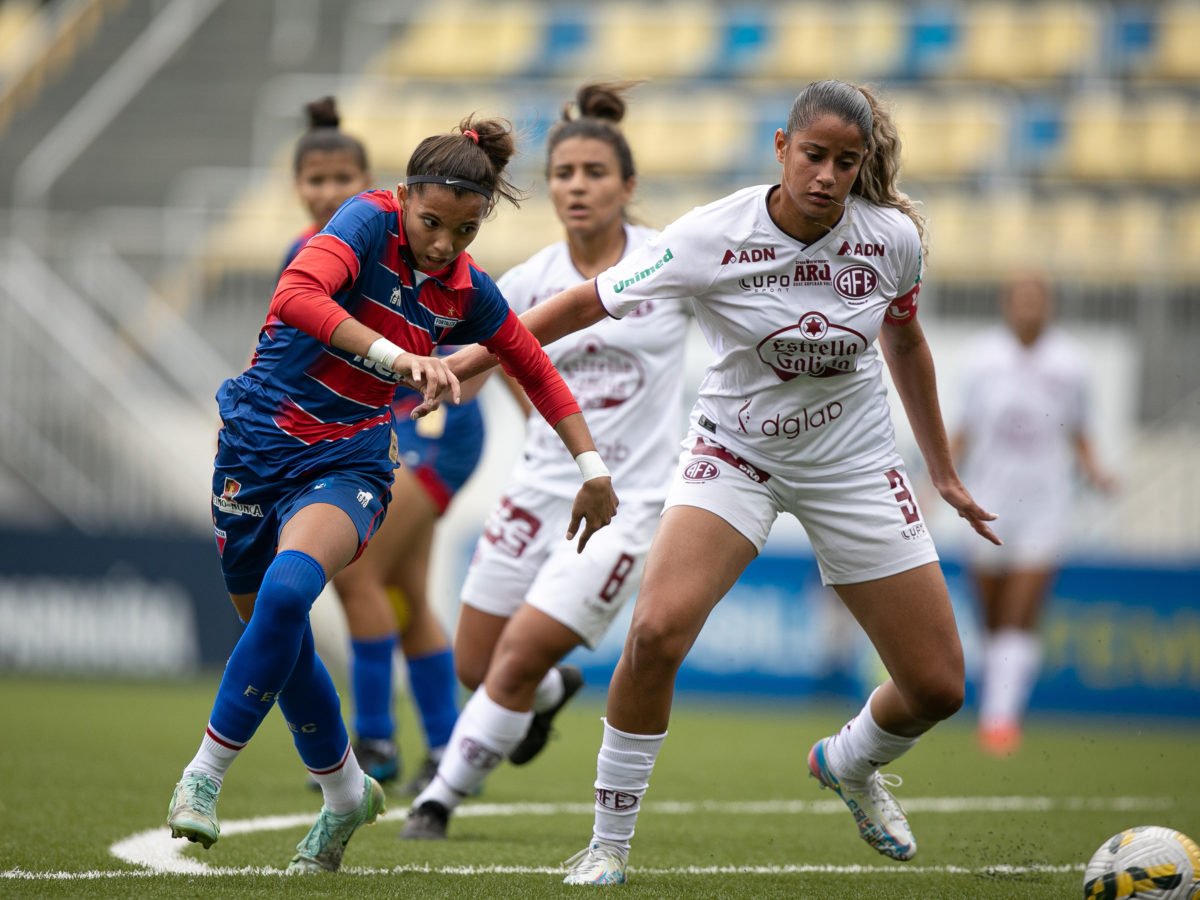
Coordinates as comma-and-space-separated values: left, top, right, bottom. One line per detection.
0, 0, 1196, 712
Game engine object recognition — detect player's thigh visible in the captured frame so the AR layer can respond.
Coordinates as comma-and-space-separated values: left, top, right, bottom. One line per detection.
628, 504, 759, 660
524, 498, 662, 649
836, 562, 964, 701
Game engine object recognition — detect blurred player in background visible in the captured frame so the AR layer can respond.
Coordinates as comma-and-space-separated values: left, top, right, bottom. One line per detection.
419, 78, 1001, 881
286, 98, 488, 795
164, 115, 617, 873
953, 272, 1116, 757
400, 81, 692, 841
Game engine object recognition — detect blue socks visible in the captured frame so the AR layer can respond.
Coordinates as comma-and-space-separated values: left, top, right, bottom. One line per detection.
350, 634, 398, 741
208, 550, 326, 747
278, 623, 350, 771
407, 648, 459, 751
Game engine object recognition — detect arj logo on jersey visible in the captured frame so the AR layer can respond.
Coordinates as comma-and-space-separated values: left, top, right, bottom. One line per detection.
756, 311, 867, 381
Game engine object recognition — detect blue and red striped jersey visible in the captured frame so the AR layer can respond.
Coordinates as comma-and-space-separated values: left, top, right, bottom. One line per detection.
217, 189, 510, 480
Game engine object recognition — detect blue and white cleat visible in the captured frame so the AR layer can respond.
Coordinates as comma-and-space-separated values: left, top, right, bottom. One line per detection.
287, 774, 386, 873
808, 737, 916, 861
166, 771, 221, 849
563, 841, 628, 884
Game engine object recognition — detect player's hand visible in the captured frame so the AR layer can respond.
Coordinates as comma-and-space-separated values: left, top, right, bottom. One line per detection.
393, 354, 460, 412
566, 477, 618, 553
936, 479, 1001, 545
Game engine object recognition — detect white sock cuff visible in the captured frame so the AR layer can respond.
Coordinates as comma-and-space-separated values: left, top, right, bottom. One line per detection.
532, 667, 565, 714
475, 688, 535, 743
861, 687, 920, 758
601, 717, 667, 753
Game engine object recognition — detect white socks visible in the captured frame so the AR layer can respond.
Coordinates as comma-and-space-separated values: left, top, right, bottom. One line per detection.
532, 666, 566, 714
979, 628, 1041, 729
826, 688, 918, 785
415, 689, 533, 812
182, 726, 242, 789
591, 719, 667, 854
311, 750, 366, 814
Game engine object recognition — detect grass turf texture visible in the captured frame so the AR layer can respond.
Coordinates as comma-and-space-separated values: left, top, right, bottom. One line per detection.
1, 675, 1198, 899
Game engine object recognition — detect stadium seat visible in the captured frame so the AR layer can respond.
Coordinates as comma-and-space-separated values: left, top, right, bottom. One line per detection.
338, 85, 510, 175
754, 3, 904, 82
571, 2, 719, 80
1148, 2, 1200, 79
617, 90, 748, 177
890, 91, 1009, 180
955, 1, 1098, 82
370, 2, 541, 79
921, 189, 1039, 282
1041, 193, 1164, 284
1058, 92, 1124, 181
1169, 199, 1200, 282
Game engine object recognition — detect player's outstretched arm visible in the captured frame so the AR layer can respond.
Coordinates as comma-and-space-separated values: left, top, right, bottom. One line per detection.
880, 317, 1000, 546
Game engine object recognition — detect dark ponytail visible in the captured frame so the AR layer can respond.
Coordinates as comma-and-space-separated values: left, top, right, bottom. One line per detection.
407, 116, 525, 212
292, 96, 370, 175
546, 81, 639, 182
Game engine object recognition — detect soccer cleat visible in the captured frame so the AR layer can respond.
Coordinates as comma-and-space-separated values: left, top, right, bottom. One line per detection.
355, 738, 401, 785
398, 799, 450, 840
399, 755, 439, 796
562, 841, 628, 885
808, 737, 916, 861
287, 774, 386, 873
509, 664, 585, 766
166, 771, 221, 849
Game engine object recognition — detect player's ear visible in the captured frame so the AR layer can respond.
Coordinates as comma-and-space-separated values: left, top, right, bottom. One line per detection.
395, 183, 408, 206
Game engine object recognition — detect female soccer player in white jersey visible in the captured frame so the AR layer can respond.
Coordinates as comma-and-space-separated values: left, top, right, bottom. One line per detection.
398, 82, 691, 841
952, 273, 1115, 757
417, 79, 1001, 880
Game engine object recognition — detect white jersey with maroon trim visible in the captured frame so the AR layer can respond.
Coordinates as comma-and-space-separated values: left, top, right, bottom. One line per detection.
498, 224, 691, 501
596, 185, 922, 476
956, 326, 1090, 528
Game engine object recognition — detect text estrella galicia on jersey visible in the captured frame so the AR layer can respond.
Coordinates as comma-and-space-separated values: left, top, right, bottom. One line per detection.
755, 311, 868, 381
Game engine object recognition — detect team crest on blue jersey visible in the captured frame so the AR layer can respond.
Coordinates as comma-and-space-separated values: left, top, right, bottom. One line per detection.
213, 476, 264, 517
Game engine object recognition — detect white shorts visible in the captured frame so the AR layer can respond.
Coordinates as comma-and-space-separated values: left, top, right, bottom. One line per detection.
965, 502, 1069, 572
663, 434, 939, 586
460, 484, 661, 648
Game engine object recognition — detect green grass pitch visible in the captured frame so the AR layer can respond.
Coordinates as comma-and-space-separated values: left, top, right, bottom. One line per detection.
1, 674, 1197, 898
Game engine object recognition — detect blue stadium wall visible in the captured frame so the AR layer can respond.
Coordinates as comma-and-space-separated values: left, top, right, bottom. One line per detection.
0, 527, 1197, 720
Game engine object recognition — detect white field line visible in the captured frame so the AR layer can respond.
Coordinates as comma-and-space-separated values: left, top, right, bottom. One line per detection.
0, 795, 1171, 880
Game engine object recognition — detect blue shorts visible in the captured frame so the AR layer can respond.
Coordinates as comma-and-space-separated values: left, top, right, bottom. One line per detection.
392, 399, 485, 514
211, 432, 391, 595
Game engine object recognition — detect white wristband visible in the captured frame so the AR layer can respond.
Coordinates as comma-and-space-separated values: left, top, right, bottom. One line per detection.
574, 450, 610, 483
366, 337, 405, 369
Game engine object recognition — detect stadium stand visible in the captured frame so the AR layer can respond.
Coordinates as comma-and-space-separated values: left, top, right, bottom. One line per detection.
1, 0, 1198, 538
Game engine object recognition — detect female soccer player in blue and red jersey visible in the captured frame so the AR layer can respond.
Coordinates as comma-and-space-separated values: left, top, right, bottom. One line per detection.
165, 115, 618, 874
284, 96, 493, 795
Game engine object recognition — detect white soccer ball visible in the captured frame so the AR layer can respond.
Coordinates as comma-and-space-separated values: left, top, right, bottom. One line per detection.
1083, 826, 1200, 899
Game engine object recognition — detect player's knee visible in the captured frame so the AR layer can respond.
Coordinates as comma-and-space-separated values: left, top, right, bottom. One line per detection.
911, 676, 964, 723
455, 655, 486, 692
626, 615, 690, 673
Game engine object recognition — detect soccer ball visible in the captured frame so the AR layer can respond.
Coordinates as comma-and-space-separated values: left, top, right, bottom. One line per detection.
1083, 826, 1200, 899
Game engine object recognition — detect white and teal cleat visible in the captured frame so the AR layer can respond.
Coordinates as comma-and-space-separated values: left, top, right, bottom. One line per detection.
287, 774, 386, 873
563, 841, 628, 885
166, 771, 221, 849
808, 737, 916, 861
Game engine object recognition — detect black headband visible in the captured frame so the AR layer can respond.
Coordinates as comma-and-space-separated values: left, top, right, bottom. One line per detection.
406, 175, 491, 199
